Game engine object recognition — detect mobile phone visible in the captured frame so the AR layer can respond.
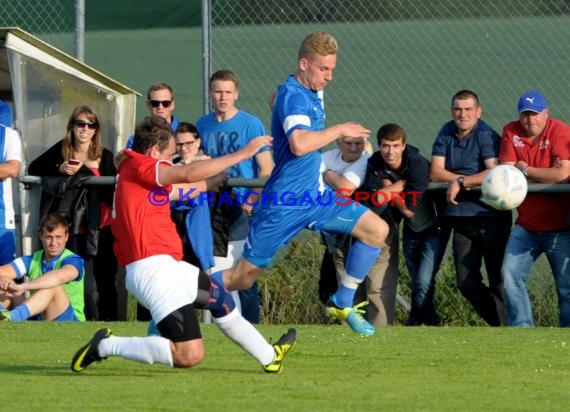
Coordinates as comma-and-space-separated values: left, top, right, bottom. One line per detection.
68, 159, 80, 165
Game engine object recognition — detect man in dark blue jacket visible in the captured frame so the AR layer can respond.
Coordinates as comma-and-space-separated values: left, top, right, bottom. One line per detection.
360, 123, 448, 326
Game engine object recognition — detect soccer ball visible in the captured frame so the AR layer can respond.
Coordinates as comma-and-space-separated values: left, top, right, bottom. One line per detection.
480, 165, 528, 211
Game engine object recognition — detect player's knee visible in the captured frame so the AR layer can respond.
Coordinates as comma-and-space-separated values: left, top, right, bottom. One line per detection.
378, 219, 390, 246
227, 262, 262, 290
172, 348, 204, 368
369, 216, 389, 247
195, 270, 211, 309
174, 355, 203, 368
239, 276, 256, 289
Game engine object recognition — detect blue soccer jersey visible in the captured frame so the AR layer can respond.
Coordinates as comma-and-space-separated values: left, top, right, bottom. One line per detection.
0, 125, 22, 230
10, 251, 84, 282
239, 76, 372, 272
197, 110, 267, 203
266, 75, 327, 206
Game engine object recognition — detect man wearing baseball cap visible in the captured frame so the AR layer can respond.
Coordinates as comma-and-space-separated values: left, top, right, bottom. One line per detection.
499, 90, 570, 327
517, 90, 549, 113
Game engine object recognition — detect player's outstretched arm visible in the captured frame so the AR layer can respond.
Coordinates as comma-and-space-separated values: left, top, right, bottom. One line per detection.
159, 135, 272, 185
289, 122, 370, 156
171, 172, 227, 201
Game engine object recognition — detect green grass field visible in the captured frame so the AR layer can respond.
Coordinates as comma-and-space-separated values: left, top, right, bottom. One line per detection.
2, 322, 570, 411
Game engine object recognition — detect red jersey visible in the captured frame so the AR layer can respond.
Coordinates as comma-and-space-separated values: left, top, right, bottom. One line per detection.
500, 118, 570, 232
111, 150, 183, 265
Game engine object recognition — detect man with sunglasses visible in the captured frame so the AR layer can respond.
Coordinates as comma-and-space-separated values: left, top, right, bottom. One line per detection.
125, 83, 180, 149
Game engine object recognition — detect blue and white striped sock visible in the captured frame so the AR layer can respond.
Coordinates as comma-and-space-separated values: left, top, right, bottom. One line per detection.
332, 240, 380, 308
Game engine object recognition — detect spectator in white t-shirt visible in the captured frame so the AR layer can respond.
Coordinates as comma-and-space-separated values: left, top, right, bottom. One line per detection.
318, 135, 370, 304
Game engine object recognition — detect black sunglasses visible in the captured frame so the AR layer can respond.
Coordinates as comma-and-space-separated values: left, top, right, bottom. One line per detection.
73, 120, 98, 130
148, 100, 173, 108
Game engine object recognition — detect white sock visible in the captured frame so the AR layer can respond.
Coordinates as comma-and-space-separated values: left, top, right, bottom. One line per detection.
212, 240, 245, 271
341, 272, 361, 290
213, 308, 274, 365
213, 240, 246, 314
98, 336, 173, 367
231, 290, 242, 314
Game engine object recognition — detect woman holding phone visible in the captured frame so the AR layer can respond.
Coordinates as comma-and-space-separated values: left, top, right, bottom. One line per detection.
28, 105, 118, 321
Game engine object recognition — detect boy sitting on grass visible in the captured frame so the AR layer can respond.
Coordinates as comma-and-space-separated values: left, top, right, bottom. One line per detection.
0, 212, 85, 321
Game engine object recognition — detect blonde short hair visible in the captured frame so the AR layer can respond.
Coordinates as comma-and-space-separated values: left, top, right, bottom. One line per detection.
298, 31, 338, 60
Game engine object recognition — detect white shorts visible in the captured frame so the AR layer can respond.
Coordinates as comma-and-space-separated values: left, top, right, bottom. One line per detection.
125, 255, 199, 323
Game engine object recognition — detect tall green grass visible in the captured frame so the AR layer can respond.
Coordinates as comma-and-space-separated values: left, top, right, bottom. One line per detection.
2, 322, 569, 411
260, 231, 560, 326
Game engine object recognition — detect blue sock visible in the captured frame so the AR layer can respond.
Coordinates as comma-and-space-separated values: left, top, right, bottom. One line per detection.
211, 270, 225, 288
146, 319, 160, 336
207, 270, 236, 318
333, 240, 381, 307
9, 304, 31, 321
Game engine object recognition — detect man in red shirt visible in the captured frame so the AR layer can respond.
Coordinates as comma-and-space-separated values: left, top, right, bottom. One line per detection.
71, 116, 295, 374
499, 90, 570, 327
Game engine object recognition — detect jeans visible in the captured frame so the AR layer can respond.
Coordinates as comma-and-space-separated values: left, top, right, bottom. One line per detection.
442, 214, 512, 326
403, 224, 449, 326
502, 225, 570, 327
238, 282, 260, 323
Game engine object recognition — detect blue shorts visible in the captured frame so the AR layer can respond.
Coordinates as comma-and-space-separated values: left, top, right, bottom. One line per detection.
53, 304, 80, 322
0, 228, 16, 265
243, 201, 368, 268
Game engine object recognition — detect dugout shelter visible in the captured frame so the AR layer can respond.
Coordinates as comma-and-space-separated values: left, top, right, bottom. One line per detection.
0, 27, 139, 255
